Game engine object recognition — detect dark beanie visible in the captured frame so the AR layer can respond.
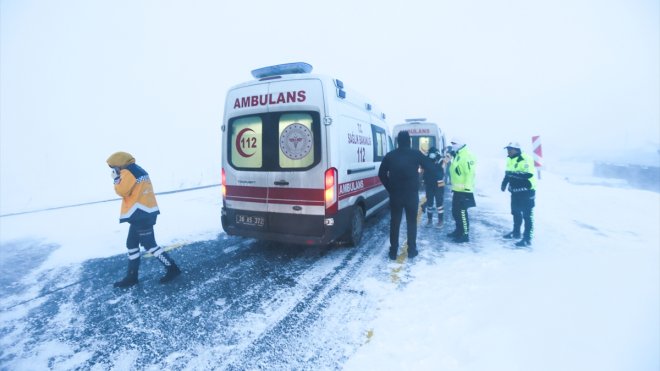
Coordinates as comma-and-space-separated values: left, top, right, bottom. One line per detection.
397, 131, 411, 148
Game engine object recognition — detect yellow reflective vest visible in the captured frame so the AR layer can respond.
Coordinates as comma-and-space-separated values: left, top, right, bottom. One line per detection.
449, 146, 477, 193
505, 153, 537, 191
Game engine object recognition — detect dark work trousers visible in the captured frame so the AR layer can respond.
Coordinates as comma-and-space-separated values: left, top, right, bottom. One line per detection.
452, 192, 476, 236
126, 221, 158, 260
389, 192, 420, 250
511, 190, 535, 240
425, 184, 445, 216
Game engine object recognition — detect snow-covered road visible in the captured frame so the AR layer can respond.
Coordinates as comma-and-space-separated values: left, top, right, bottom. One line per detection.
0, 215, 391, 369
1, 162, 658, 370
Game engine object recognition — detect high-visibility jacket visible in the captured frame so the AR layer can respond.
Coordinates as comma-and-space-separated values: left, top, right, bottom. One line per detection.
504, 153, 537, 192
114, 163, 160, 224
449, 146, 476, 193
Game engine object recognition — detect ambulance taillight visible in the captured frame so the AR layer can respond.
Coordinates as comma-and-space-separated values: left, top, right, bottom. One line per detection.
221, 168, 226, 199
324, 167, 338, 215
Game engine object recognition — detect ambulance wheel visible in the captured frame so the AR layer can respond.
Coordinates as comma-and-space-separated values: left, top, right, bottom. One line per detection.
345, 205, 365, 247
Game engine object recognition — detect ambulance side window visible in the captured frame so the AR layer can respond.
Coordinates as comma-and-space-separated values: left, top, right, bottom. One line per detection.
371, 125, 387, 162
229, 116, 263, 169
278, 113, 315, 169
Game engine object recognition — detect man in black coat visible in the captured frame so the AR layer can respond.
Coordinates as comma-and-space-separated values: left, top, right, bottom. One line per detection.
378, 131, 431, 260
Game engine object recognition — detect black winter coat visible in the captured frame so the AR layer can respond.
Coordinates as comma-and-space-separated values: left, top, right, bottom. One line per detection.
423, 160, 445, 184
378, 147, 430, 199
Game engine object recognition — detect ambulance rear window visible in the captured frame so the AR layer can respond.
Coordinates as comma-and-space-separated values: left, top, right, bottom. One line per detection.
229, 116, 263, 169
278, 113, 315, 169
228, 111, 321, 171
413, 136, 436, 154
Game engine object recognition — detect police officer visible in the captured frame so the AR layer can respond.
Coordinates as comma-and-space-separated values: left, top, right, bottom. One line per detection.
500, 142, 537, 247
379, 131, 431, 260
446, 138, 477, 243
422, 147, 446, 227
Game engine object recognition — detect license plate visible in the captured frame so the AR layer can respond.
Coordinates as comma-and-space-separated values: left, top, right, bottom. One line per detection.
236, 214, 265, 227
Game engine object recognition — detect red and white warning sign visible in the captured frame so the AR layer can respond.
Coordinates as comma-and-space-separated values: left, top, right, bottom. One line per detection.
532, 135, 543, 168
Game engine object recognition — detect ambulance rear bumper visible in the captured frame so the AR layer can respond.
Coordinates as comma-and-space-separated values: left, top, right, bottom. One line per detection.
221, 207, 351, 246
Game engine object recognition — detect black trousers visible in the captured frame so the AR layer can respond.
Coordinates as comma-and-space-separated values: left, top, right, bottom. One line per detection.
511, 190, 535, 240
452, 192, 476, 236
390, 192, 419, 250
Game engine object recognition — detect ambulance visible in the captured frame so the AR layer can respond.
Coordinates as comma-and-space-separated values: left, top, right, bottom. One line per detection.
392, 118, 447, 187
220, 62, 392, 246
392, 118, 446, 155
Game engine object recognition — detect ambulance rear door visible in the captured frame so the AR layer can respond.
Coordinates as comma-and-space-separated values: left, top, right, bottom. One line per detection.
408, 124, 437, 154
264, 78, 327, 237
224, 82, 271, 232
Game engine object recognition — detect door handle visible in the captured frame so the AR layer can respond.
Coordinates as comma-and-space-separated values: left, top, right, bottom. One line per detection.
274, 180, 289, 186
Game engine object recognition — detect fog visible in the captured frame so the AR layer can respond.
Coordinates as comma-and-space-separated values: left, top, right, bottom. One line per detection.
1, 0, 658, 214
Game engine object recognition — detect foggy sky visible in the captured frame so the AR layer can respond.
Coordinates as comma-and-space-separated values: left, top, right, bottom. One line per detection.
1, 0, 658, 213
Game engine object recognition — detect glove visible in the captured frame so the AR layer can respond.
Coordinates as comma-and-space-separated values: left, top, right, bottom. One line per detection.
111, 167, 120, 180
501, 175, 509, 192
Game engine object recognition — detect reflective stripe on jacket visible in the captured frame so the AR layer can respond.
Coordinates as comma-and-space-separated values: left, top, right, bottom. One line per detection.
505, 153, 537, 191
114, 163, 160, 223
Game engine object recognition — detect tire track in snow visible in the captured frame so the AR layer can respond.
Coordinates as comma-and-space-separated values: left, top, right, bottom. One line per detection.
222, 211, 391, 370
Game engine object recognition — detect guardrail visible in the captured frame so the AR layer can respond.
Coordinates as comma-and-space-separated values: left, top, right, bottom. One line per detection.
0, 184, 221, 218
593, 162, 659, 192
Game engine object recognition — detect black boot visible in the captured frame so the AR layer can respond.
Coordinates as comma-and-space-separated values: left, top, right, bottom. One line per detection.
160, 264, 181, 283
114, 259, 140, 288
453, 234, 469, 243
426, 213, 433, 226
408, 246, 419, 258
388, 246, 398, 260
503, 231, 521, 239
515, 238, 532, 247
447, 230, 460, 238
155, 252, 181, 283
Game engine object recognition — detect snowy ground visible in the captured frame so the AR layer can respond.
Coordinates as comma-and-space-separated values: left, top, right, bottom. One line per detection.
346, 159, 660, 371
1, 158, 658, 370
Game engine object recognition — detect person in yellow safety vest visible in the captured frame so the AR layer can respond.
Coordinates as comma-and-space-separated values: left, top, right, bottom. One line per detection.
446, 138, 477, 243
107, 151, 181, 288
500, 142, 537, 247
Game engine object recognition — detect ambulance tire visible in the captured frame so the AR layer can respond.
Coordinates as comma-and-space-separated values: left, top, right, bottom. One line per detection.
344, 205, 365, 247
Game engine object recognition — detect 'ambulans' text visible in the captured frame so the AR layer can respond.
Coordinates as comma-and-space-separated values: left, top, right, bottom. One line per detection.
234, 91, 306, 109
338, 179, 365, 195
406, 128, 431, 135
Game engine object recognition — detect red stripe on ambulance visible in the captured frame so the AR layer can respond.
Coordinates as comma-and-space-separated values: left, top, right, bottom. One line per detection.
337, 176, 382, 200
226, 185, 324, 206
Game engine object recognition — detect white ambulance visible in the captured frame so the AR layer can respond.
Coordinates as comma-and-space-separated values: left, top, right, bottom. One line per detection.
392, 118, 447, 188
221, 62, 392, 246
392, 118, 446, 155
